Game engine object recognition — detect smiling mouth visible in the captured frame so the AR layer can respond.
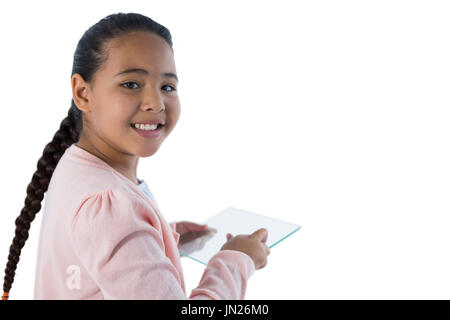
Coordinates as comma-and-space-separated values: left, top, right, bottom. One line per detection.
130, 123, 164, 129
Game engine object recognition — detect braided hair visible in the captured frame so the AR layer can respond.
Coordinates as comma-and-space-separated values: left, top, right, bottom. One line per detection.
2, 12, 173, 300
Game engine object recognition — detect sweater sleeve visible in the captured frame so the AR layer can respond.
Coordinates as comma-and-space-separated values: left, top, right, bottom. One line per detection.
70, 188, 255, 300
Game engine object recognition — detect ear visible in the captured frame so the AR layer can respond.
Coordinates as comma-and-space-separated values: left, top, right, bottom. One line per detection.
71, 73, 91, 113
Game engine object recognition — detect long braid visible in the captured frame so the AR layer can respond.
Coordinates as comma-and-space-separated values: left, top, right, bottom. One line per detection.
2, 106, 81, 300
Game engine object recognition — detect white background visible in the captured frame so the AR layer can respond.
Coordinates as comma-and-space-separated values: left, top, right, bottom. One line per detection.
0, 0, 449, 299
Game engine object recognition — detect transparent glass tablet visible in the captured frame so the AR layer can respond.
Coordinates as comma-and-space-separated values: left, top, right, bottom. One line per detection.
179, 206, 301, 265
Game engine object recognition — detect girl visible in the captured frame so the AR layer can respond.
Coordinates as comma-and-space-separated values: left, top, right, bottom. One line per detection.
2, 12, 270, 300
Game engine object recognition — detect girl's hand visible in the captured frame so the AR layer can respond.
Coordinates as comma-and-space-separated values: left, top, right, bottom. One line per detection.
221, 228, 271, 270
175, 220, 208, 236
175, 221, 216, 249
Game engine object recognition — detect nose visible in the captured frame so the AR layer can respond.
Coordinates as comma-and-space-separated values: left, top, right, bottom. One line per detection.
140, 88, 165, 112
141, 102, 165, 113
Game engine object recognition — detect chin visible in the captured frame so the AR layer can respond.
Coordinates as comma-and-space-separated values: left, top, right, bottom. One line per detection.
137, 145, 161, 157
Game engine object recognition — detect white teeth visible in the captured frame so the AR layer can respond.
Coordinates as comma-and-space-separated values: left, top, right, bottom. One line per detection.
133, 123, 159, 131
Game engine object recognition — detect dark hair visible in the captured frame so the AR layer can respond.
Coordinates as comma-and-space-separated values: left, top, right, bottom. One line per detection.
1, 12, 173, 300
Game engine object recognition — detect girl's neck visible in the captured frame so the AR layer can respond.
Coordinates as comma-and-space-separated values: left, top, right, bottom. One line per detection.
75, 134, 140, 185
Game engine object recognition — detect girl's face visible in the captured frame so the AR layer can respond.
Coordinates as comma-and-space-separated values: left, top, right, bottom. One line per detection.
74, 31, 180, 158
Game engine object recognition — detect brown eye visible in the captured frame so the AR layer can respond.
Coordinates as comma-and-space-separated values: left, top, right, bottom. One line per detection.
122, 81, 139, 89
163, 84, 177, 92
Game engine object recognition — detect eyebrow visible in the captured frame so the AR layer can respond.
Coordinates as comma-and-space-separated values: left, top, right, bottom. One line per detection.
114, 68, 178, 82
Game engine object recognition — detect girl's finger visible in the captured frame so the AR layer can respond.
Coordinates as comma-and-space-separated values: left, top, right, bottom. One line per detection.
208, 227, 218, 234
194, 224, 208, 231
181, 221, 208, 231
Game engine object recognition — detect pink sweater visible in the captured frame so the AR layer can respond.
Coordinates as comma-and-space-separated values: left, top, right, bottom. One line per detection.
33, 144, 255, 299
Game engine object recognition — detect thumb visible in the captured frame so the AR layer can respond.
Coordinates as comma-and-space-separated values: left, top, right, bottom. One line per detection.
251, 228, 268, 243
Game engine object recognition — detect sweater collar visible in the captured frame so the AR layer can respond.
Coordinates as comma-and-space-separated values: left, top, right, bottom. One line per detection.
64, 143, 149, 194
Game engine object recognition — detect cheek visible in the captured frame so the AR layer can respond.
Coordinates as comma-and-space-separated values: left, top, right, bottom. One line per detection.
108, 102, 135, 127
93, 111, 132, 138
167, 104, 181, 128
